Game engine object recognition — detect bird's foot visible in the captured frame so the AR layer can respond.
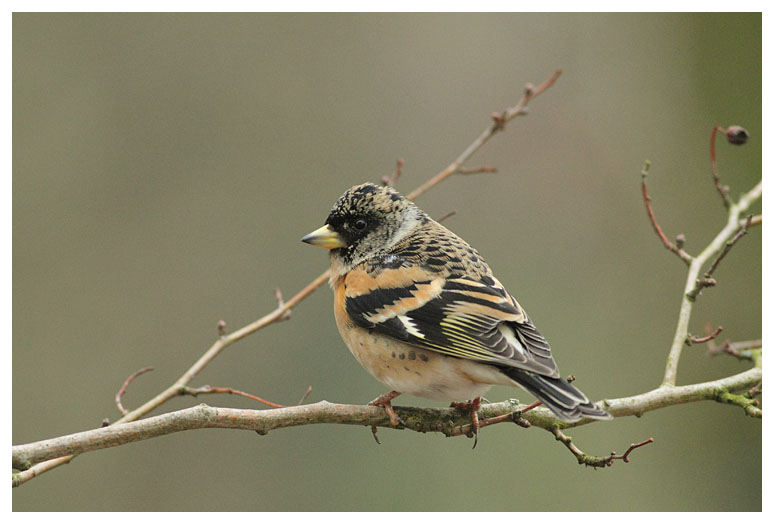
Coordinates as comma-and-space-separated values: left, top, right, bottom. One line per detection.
369, 390, 403, 426
451, 396, 482, 449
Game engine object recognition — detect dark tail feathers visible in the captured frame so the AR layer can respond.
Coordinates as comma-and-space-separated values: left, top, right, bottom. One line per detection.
504, 368, 611, 422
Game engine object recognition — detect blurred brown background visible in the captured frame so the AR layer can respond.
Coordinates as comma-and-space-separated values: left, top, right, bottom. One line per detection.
13, 13, 761, 511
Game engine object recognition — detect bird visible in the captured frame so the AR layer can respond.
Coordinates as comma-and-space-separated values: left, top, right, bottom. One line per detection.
301, 182, 611, 441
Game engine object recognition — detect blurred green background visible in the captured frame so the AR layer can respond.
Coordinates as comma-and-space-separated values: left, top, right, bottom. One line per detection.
13, 13, 761, 511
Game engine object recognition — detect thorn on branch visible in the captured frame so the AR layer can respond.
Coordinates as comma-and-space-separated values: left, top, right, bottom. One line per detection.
217, 320, 227, 337
101, 418, 111, 428
381, 158, 404, 187
641, 161, 692, 265
115, 366, 155, 416
687, 325, 723, 345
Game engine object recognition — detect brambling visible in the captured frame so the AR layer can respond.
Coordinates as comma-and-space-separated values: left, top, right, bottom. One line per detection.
302, 183, 610, 438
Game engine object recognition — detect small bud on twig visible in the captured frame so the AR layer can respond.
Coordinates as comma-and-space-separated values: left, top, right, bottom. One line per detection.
491, 112, 506, 131
675, 234, 686, 250
725, 126, 749, 145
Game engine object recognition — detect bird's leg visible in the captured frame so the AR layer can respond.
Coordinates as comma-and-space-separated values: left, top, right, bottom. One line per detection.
369, 390, 402, 426
451, 396, 482, 449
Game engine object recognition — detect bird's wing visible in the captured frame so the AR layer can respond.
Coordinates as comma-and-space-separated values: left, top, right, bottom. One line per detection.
343, 268, 560, 378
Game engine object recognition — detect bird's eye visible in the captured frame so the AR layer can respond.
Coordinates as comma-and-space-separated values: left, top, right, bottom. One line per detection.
354, 219, 368, 231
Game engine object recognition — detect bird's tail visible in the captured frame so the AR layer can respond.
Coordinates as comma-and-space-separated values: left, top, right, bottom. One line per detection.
504, 368, 611, 422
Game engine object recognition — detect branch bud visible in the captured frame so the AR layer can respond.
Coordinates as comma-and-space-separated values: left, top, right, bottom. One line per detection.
725, 126, 749, 145
676, 233, 686, 250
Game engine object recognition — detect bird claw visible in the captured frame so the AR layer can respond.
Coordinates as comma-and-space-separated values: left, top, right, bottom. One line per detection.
369, 391, 403, 426
451, 396, 482, 449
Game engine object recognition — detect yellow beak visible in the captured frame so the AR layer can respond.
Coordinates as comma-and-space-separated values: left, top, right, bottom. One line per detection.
301, 224, 347, 250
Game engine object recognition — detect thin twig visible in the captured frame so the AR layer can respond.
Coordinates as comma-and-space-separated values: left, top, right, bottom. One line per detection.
703, 215, 753, 279
381, 158, 404, 187
115, 367, 154, 416
687, 326, 723, 345
707, 339, 762, 361
297, 386, 313, 405
180, 385, 286, 409
641, 161, 692, 265
550, 427, 654, 468
611, 438, 656, 463
710, 125, 732, 208
685, 215, 753, 302
437, 210, 457, 223
456, 165, 497, 175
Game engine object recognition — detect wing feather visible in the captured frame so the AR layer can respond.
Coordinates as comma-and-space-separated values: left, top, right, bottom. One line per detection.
345, 274, 560, 377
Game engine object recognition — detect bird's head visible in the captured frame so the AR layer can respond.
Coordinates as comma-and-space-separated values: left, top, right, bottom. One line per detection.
301, 182, 427, 275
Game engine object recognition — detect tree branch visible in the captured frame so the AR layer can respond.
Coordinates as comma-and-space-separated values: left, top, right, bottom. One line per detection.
661, 179, 761, 387
12, 364, 760, 473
